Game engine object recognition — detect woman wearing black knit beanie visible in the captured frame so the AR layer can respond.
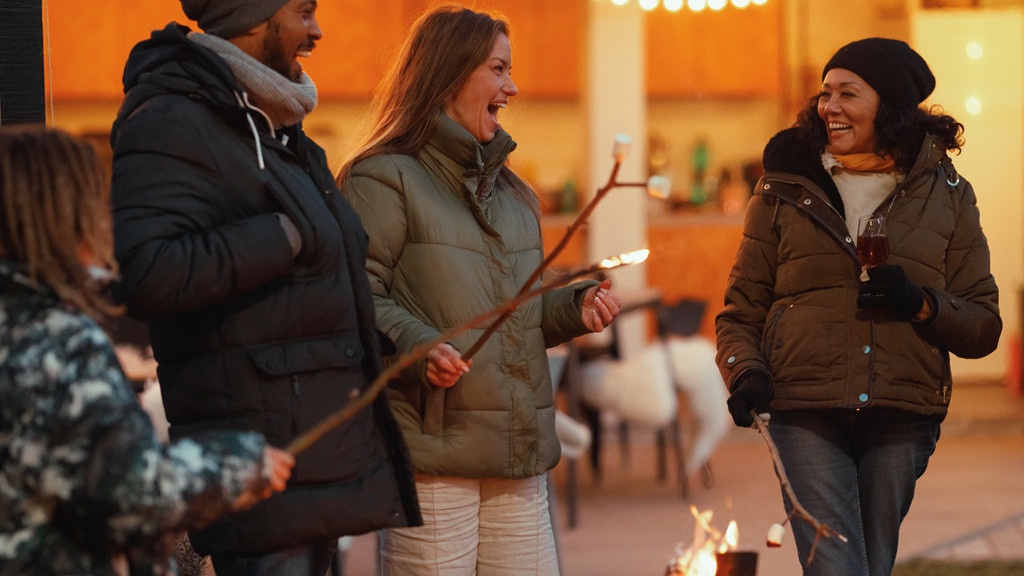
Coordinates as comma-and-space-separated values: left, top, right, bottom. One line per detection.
716, 38, 1001, 575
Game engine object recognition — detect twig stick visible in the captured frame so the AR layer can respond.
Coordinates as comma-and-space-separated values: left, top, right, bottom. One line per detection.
750, 411, 848, 565
285, 262, 628, 456
460, 162, 648, 361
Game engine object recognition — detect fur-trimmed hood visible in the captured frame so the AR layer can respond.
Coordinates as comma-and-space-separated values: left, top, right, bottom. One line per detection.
761, 127, 846, 219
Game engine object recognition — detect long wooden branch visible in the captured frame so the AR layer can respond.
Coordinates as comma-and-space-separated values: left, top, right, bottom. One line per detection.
750, 411, 848, 566
285, 260, 633, 456
460, 162, 649, 361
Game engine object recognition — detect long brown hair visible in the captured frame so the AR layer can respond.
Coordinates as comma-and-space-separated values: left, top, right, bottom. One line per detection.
336, 5, 538, 214
0, 124, 121, 318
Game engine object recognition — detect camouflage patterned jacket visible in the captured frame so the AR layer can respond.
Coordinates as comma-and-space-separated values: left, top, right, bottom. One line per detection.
0, 262, 267, 576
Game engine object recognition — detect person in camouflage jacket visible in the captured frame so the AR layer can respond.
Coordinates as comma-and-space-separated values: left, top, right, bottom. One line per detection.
0, 125, 293, 576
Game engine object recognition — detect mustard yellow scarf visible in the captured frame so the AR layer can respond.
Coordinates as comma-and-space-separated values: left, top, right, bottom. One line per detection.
831, 152, 895, 173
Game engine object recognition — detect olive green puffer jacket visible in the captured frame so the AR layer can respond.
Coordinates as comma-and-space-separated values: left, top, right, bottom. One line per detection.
716, 128, 1001, 417
341, 115, 594, 478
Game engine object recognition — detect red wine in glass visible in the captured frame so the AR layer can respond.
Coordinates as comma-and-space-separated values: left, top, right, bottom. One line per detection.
858, 234, 889, 268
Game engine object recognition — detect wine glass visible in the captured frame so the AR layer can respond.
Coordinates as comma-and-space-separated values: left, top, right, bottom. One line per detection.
857, 215, 889, 269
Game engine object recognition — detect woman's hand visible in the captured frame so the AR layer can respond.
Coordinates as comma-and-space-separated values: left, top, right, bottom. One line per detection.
232, 445, 295, 510
426, 342, 472, 388
581, 279, 623, 333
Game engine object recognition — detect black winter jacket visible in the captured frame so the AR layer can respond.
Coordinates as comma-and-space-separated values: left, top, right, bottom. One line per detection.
110, 23, 420, 556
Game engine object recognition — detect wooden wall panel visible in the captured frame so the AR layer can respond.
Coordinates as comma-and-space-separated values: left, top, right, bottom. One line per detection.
646, 221, 743, 340
46, 0, 182, 100
45, 1, 777, 101
44, 0, 583, 100
301, 0, 408, 98
480, 0, 584, 99
646, 3, 781, 98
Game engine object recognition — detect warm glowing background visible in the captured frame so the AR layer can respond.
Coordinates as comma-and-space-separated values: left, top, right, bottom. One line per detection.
40, 0, 1023, 384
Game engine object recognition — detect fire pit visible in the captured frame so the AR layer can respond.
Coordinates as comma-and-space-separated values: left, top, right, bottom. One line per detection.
714, 551, 758, 576
664, 507, 759, 576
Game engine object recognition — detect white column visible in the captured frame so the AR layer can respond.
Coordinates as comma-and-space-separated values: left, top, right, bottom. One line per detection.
584, 0, 649, 358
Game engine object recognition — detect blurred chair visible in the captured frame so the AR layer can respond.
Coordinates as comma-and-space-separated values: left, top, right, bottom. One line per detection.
561, 296, 726, 503
655, 300, 727, 498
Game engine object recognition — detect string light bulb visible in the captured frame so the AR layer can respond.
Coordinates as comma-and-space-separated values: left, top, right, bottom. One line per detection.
598, 0, 767, 9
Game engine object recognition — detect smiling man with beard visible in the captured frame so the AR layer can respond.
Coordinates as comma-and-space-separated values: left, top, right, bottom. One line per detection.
109, 1, 421, 574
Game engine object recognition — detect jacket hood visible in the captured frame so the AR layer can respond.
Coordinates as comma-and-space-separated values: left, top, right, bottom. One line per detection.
114, 23, 240, 142
417, 115, 518, 237
762, 127, 846, 218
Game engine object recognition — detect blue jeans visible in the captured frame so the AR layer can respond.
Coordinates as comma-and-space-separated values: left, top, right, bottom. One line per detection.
769, 409, 940, 576
210, 540, 338, 576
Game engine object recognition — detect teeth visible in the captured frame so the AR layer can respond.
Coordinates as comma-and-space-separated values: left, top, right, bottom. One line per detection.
297, 51, 312, 58
829, 123, 849, 130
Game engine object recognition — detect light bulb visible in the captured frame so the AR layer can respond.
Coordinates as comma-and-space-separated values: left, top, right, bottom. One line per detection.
612, 134, 633, 162
647, 175, 672, 199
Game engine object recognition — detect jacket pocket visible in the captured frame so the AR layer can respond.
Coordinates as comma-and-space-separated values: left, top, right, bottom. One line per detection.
248, 332, 377, 484
248, 332, 364, 375
761, 304, 789, 364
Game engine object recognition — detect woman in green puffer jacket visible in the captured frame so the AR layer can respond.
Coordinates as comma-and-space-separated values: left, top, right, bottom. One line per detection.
716, 38, 1001, 576
336, 6, 622, 576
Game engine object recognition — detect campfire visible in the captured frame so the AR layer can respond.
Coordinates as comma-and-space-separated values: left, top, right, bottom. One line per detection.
665, 506, 757, 576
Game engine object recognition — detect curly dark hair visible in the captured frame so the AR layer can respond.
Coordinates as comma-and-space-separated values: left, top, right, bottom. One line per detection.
794, 95, 965, 173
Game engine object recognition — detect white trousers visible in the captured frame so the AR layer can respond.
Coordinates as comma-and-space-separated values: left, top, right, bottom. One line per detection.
379, 474, 559, 576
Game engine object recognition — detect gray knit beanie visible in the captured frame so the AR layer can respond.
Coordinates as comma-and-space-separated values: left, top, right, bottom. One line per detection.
822, 38, 936, 109
180, 0, 291, 39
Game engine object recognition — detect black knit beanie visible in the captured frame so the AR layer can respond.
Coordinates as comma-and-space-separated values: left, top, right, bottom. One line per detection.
822, 38, 936, 108
180, 0, 291, 39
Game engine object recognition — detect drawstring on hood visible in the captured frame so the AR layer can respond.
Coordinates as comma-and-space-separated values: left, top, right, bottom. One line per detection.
188, 31, 317, 170
234, 90, 273, 169
113, 23, 316, 172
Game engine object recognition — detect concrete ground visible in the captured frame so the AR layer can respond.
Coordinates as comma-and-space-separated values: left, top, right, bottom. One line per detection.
342, 381, 1024, 575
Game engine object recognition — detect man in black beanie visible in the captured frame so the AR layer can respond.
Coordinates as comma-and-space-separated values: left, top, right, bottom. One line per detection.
110, 1, 421, 575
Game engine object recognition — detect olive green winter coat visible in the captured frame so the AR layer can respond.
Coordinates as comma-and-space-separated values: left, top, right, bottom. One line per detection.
716, 129, 1001, 417
342, 115, 594, 478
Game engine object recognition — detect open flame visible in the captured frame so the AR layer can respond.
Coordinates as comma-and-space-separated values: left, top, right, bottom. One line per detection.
600, 249, 650, 269
720, 521, 738, 553
666, 507, 738, 576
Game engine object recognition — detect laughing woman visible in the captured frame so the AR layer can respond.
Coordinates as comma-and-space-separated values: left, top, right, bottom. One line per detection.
715, 38, 1001, 576
336, 6, 622, 575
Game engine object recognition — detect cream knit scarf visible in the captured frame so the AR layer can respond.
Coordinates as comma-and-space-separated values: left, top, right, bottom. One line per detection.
188, 31, 317, 129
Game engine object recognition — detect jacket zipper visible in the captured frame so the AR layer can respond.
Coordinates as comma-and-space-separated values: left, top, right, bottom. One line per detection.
292, 375, 300, 435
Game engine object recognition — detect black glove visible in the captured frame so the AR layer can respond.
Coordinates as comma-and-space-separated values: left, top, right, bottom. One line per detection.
857, 264, 925, 319
727, 371, 772, 428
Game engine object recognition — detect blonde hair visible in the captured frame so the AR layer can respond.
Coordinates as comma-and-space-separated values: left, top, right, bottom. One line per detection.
0, 124, 121, 318
336, 5, 538, 215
